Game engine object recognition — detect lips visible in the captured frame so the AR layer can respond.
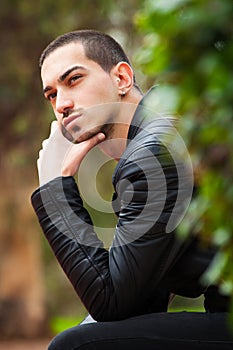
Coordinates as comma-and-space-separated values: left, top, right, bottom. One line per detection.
62, 114, 81, 128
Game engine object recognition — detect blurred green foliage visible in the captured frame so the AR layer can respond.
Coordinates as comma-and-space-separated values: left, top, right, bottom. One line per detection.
134, 0, 233, 301
50, 315, 84, 335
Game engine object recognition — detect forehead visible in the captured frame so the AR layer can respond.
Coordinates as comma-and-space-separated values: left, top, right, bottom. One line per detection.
41, 42, 100, 84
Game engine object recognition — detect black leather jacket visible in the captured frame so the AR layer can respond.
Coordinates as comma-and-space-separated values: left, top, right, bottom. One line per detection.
31, 88, 229, 321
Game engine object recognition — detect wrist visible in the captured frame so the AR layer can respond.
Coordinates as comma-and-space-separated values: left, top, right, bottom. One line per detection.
61, 165, 78, 177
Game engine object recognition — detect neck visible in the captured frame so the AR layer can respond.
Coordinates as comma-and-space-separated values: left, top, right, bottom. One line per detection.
99, 90, 143, 160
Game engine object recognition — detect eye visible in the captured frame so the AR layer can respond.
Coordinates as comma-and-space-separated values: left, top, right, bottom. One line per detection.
68, 74, 82, 85
47, 92, 57, 101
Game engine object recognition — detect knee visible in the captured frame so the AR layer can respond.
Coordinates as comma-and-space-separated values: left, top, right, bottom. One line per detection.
47, 333, 63, 350
47, 328, 77, 350
47, 324, 89, 350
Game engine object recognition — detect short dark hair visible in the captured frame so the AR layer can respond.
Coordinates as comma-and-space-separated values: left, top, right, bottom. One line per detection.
39, 29, 141, 90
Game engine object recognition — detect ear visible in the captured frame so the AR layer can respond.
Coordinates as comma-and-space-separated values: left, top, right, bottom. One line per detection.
111, 62, 134, 96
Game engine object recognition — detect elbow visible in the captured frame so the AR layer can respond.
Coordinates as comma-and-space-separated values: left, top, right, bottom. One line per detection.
88, 301, 137, 322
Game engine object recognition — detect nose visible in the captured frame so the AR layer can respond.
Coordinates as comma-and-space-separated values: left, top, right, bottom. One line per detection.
55, 91, 74, 116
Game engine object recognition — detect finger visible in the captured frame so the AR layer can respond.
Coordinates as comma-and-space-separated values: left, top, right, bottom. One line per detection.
50, 120, 59, 135
80, 132, 106, 160
41, 138, 49, 149
73, 133, 105, 162
97, 133, 106, 142
80, 132, 105, 155
61, 133, 106, 176
40, 121, 59, 150
87, 132, 106, 149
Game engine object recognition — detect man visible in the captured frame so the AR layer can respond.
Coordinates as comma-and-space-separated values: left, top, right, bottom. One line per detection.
31, 30, 232, 349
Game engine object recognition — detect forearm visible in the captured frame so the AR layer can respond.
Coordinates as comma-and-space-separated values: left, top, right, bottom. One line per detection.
31, 176, 114, 320
31, 176, 170, 320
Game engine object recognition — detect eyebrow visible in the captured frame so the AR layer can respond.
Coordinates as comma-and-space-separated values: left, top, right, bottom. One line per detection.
58, 65, 86, 82
43, 65, 86, 95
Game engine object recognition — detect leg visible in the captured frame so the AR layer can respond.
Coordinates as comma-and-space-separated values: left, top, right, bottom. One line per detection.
48, 312, 233, 350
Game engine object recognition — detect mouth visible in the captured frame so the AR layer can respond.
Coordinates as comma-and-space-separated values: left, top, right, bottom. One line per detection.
62, 113, 82, 128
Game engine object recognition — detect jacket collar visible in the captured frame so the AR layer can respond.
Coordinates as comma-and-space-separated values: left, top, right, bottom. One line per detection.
127, 85, 159, 141
112, 85, 159, 183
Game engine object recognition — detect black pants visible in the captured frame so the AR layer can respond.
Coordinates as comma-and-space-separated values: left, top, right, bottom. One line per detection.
48, 312, 233, 350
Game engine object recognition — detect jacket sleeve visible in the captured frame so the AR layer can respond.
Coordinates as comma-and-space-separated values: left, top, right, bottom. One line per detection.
31, 141, 189, 321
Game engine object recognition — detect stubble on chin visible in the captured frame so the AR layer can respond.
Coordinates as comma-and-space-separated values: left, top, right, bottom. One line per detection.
64, 123, 115, 144
61, 124, 74, 142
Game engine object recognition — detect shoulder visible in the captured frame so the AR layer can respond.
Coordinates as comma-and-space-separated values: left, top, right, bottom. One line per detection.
113, 117, 177, 184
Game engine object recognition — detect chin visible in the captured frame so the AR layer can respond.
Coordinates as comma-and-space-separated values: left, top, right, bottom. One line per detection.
73, 130, 100, 144
61, 124, 74, 142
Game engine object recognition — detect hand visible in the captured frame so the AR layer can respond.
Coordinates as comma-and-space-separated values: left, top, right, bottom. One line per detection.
37, 121, 105, 186
37, 121, 72, 186
61, 132, 106, 177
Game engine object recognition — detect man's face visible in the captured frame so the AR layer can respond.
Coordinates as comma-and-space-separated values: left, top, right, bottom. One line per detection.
41, 42, 121, 142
